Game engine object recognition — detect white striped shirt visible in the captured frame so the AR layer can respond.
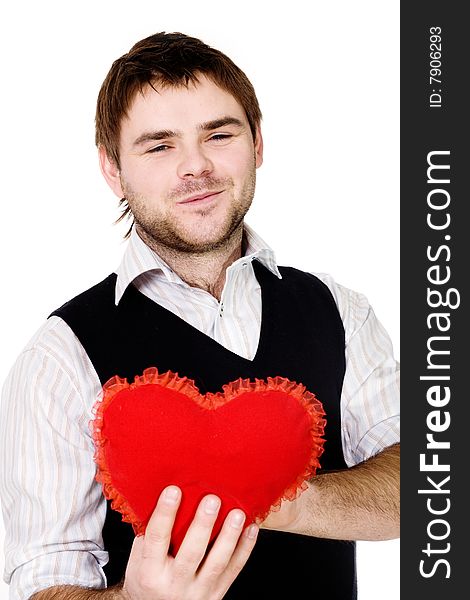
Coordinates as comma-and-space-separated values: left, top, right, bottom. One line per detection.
0, 224, 400, 600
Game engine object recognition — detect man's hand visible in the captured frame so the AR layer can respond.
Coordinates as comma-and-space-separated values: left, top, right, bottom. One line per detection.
262, 444, 400, 541
122, 486, 258, 600
260, 494, 304, 532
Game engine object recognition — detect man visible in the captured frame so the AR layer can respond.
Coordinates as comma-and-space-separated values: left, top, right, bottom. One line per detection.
0, 32, 399, 599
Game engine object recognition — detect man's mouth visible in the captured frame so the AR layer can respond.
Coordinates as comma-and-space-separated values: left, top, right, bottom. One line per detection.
177, 190, 223, 205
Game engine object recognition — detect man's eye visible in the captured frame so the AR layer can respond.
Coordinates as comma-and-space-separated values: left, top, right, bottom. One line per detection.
148, 144, 170, 153
210, 134, 232, 142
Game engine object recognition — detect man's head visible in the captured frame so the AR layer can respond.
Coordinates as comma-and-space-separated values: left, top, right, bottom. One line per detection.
96, 32, 262, 169
96, 32, 263, 252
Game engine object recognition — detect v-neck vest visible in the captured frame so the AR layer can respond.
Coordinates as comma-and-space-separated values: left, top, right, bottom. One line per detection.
50, 261, 357, 599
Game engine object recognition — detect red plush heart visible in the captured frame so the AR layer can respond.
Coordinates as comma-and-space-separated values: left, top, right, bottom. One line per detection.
91, 368, 326, 555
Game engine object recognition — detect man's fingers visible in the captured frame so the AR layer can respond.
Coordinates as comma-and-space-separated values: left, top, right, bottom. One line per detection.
173, 494, 221, 576
142, 485, 182, 562
199, 509, 257, 586
213, 521, 259, 597
198, 509, 246, 581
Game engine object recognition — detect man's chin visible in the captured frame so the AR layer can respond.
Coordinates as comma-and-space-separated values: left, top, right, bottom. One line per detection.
136, 211, 246, 254
169, 219, 245, 253
170, 236, 232, 254
137, 225, 225, 253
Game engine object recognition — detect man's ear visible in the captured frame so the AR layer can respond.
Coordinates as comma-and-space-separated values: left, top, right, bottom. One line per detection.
98, 146, 124, 198
254, 125, 264, 168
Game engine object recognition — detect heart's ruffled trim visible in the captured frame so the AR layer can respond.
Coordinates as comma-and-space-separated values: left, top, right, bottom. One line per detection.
91, 367, 326, 533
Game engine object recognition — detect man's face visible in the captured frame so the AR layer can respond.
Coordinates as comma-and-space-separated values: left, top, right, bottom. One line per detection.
101, 75, 263, 253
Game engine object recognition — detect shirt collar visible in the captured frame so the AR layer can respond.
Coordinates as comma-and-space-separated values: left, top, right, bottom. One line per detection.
115, 223, 282, 305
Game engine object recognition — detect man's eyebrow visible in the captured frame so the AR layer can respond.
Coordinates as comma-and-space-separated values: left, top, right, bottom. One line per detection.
198, 117, 244, 131
133, 129, 181, 147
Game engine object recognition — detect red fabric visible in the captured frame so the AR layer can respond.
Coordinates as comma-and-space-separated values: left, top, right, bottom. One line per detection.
91, 367, 326, 555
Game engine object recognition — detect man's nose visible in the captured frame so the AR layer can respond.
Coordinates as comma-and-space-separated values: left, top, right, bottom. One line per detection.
176, 144, 213, 179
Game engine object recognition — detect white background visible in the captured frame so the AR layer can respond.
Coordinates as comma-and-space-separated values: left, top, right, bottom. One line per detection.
0, 1, 399, 598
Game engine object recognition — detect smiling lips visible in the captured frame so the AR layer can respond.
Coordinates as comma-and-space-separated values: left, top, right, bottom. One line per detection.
177, 190, 223, 205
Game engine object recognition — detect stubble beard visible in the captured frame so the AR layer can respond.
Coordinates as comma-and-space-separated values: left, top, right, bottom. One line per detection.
121, 163, 257, 256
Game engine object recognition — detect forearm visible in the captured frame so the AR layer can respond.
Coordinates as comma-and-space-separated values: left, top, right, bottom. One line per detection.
289, 443, 400, 541
31, 585, 124, 600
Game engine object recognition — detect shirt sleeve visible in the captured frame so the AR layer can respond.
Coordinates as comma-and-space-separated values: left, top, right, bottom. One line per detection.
0, 318, 108, 600
315, 274, 400, 467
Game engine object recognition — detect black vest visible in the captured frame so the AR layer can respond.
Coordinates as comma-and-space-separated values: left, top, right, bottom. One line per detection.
50, 261, 356, 599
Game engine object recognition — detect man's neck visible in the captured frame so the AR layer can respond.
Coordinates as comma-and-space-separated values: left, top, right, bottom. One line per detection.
136, 225, 245, 301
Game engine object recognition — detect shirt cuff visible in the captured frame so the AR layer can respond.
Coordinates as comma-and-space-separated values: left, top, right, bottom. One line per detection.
8, 550, 108, 600
353, 416, 400, 464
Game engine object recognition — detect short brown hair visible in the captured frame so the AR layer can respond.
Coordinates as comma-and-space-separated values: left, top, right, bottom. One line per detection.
95, 31, 262, 169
